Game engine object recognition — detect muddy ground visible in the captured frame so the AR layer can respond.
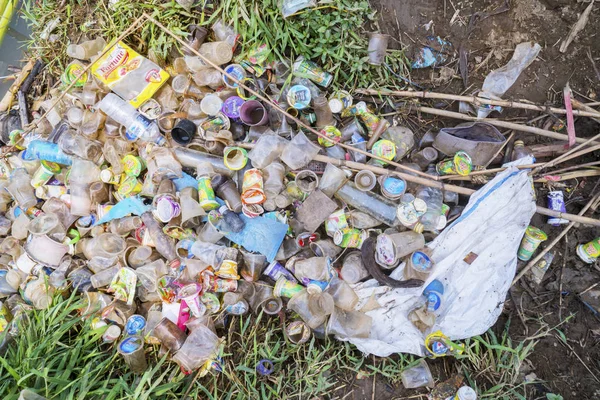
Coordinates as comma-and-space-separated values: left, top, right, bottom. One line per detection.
340, 0, 600, 399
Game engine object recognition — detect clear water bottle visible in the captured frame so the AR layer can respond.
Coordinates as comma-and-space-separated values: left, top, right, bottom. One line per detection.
99, 94, 165, 145
415, 185, 443, 232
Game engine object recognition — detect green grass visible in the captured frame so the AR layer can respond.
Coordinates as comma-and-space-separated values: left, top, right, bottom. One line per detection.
0, 291, 559, 399
20, 0, 409, 90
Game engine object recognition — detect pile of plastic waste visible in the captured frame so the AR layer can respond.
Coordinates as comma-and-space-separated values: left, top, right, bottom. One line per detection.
0, 19, 596, 388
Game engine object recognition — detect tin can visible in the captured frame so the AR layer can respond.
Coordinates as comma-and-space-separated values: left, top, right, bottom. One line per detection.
117, 176, 143, 197
547, 191, 569, 225
517, 226, 547, 261
122, 155, 146, 177
274, 276, 304, 298
197, 176, 220, 211
576, 237, 600, 264
317, 126, 342, 147
30, 161, 61, 188
436, 151, 473, 176
287, 84, 312, 110
333, 228, 367, 248
241, 168, 266, 205
263, 260, 298, 283
292, 58, 333, 87
125, 314, 147, 336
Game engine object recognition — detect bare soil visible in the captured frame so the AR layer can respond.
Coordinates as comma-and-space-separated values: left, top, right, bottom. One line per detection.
343, 0, 600, 398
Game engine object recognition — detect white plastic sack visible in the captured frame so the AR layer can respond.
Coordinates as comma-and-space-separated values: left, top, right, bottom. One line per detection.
347, 162, 536, 356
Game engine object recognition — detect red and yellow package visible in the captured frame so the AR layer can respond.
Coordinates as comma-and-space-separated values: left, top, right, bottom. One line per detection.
92, 41, 169, 108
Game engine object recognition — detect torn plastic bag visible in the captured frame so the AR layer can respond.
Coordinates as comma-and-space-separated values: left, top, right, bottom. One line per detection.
477, 42, 541, 118
346, 159, 536, 356
225, 214, 288, 262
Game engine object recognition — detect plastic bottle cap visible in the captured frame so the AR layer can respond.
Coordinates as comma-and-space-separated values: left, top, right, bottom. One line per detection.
329, 98, 343, 113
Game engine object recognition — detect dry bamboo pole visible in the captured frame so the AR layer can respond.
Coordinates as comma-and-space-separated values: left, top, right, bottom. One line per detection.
415, 106, 597, 144
534, 170, 600, 183
512, 192, 600, 285
237, 142, 600, 227
355, 88, 600, 118
143, 14, 436, 182
545, 160, 600, 176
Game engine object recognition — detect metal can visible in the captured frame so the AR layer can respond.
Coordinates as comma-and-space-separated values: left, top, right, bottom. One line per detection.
577, 237, 600, 264
197, 176, 220, 211
30, 161, 61, 188
547, 191, 569, 226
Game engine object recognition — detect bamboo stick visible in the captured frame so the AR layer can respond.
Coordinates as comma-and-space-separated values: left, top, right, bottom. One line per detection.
144, 14, 435, 182
236, 142, 600, 227
415, 106, 597, 144
533, 132, 600, 174
512, 193, 600, 285
355, 88, 600, 119
534, 170, 600, 183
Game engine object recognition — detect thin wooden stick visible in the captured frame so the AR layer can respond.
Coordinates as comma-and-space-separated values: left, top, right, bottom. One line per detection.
144, 14, 436, 182
533, 132, 600, 174
535, 170, 600, 183
415, 106, 597, 144
537, 160, 600, 176
512, 192, 600, 285
355, 88, 600, 118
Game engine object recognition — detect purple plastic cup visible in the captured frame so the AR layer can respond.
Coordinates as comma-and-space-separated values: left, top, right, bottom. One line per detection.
239, 100, 269, 126
222, 96, 245, 120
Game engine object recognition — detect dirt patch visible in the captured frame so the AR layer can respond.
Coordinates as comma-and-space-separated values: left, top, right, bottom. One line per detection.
367, 0, 600, 398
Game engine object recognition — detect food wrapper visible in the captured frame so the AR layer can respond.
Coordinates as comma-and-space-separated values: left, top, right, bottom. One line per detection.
216, 259, 240, 280
92, 41, 169, 108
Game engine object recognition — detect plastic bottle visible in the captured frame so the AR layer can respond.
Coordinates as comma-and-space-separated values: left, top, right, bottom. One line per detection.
335, 182, 399, 227
57, 130, 103, 163
23, 140, 73, 166
140, 212, 179, 270
415, 184, 443, 233
511, 140, 534, 161
110, 216, 142, 236
340, 251, 370, 284
99, 93, 165, 145
313, 96, 334, 127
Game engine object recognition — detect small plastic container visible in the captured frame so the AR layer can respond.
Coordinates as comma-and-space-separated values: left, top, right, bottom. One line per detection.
239, 100, 269, 126
117, 335, 148, 373
403, 250, 435, 281
367, 33, 390, 66
517, 226, 547, 261
326, 307, 372, 338
400, 359, 434, 388
318, 163, 348, 198
354, 170, 377, 192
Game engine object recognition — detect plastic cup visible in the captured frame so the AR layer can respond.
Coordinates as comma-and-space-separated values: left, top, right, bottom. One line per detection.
200, 94, 223, 116
239, 100, 269, 126
400, 359, 434, 388
171, 119, 197, 145
354, 170, 377, 192
295, 170, 319, 194
517, 226, 547, 261
117, 335, 148, 373
367, 33, 390, 66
